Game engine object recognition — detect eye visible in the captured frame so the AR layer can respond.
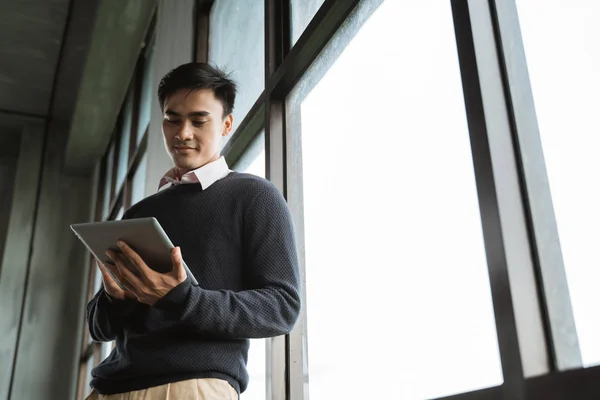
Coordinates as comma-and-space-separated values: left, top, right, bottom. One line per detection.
166, 119, 180, 125
192, 121, 206, 127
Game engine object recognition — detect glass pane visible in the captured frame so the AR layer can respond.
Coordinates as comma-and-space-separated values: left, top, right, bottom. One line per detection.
101, 342, 112, 362
286, 1, 503, 399
232, 133, 266, 400
209, 0, 264, 146
516, 0, 600, 367
115, 91, 133, 192
130, 152, 148, 206
232, 131, 265, 177
137, 42, 155, 146
0, 151, 18, 267
102, 141, 116, 220
93, 262, 103, 293
290, 0, 325, 44
115, 206, 125, 221
83, 356, 94, 398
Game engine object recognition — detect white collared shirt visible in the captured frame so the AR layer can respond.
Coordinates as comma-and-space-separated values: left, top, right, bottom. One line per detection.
157, 156, 231, 192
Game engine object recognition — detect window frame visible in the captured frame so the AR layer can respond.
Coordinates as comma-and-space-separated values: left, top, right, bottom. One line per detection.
196, 0, 600, 399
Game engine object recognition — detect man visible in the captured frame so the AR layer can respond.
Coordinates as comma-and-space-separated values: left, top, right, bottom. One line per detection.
85, 63, 301, 399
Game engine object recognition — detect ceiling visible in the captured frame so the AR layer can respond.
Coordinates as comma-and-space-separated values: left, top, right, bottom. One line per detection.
0, 0, 155, 173
0, 0, 70, 130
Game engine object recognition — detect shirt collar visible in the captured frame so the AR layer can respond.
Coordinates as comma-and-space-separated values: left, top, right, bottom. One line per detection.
158, 156, 231, 192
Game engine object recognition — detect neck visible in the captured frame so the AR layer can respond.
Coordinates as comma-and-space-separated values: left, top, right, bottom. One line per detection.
176, 155, 221, 176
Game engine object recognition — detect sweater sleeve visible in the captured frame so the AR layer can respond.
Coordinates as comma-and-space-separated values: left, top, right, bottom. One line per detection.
85, 209, 141, 342
86, 288, 140, 342
148, 185, 302, 339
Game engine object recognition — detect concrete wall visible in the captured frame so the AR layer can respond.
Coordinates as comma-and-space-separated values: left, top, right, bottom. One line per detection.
0, 3, 195, 399
0, 122, 95, 400
65, 0, 156, 172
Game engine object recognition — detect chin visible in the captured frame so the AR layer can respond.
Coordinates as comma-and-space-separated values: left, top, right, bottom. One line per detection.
174, 157, 206, 171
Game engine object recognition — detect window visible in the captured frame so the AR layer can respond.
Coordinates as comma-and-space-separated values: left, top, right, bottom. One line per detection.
232, 131, 265, 178
137, 40, 154, 145
0, 146, 19, 267
516, 0, 600, 367
130, 152, 148, 206
290, 0, 325, 44
209, 0, 264, 143
101, 140, 116, 220
76, 28, 154, 399
115, 90, 133, 191
232, 131, 266, 400
286, 1, 502, 398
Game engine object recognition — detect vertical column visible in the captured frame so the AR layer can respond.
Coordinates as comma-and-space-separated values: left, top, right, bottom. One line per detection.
144, 0, 196, 197
0, 124, 44, 400
9, 125, 94, 400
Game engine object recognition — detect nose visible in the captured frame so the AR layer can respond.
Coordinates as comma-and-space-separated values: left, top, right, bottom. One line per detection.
175, 120, 194, 141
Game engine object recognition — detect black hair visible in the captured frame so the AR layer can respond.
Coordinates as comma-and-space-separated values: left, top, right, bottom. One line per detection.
157, 62, 237, 118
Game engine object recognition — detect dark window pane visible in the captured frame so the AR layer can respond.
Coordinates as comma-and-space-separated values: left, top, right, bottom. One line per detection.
102, 141, 116, 220
137, 43, 155, 146
115, 91, 133, 191
130, 152, 148, 206
209, 0, 264, 146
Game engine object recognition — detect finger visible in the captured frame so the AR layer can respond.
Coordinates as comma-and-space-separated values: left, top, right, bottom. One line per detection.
171, 247, 187, 281
116, 255, 145, 289
97, 262, 114, 281
117, 241, 154, 278
106, 251, 136, 284
98, 259, 120, 282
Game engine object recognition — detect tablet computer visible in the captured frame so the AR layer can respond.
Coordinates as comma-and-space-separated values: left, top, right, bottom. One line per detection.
71, 217, 198, 289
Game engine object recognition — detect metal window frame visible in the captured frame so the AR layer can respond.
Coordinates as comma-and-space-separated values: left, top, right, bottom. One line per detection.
489, 0, 582, 371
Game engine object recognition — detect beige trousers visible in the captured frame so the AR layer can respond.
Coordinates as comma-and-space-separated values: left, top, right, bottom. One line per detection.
85, 378, 238, 400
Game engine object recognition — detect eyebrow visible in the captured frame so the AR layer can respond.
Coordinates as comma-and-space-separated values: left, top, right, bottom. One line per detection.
164, 110, 210, 118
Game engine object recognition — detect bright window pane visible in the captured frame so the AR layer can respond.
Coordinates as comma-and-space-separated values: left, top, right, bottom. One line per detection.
287, 1, 502, 399
115, 206, 125, 221
232, 132, 266, 400
232, 132, 265, 178
516, 0, 600, 367
290, 0, 325, 44
209, 0, 264, 146
101, 342, 112, 362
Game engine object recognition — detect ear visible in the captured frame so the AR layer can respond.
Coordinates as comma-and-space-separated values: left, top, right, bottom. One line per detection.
222, 114, 233, 137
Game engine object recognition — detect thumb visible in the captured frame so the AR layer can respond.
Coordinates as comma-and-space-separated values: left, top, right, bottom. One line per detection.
171, 247, 186, 280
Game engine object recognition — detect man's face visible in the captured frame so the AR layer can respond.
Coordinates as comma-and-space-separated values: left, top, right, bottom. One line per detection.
162, 88, 233, 174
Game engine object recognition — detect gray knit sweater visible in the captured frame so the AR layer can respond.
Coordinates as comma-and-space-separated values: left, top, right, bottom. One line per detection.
86, 172, 301, 394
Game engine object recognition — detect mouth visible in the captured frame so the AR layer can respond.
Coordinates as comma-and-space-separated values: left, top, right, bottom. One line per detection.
174, 146, 197, 154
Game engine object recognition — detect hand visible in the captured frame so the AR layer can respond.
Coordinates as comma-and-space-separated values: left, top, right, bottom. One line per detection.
106, 241, 187, 306
97, 260, 135, 300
